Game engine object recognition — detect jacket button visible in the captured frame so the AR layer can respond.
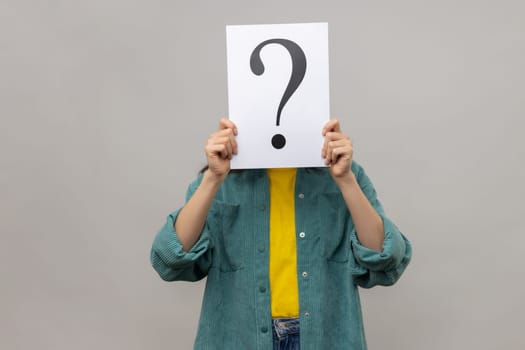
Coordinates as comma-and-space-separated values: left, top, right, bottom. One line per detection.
261, 326, 268, 333
259, 286, 266, 293
298, 193, 305, 199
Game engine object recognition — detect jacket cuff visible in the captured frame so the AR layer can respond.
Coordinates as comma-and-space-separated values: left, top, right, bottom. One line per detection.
350, 214, 407, 272
151, 208, 210, 269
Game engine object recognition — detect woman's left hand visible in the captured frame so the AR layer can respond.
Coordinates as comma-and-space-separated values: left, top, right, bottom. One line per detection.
322, 119, 354, 179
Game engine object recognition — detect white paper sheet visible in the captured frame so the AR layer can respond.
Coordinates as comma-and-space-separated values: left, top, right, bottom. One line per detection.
226, 22, 330, 169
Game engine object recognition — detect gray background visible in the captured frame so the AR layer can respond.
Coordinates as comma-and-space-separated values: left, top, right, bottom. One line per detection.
1, 0, 524, 349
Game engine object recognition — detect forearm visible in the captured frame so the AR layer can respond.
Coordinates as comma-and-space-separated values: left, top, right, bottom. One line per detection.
175, 170, 224, 252
335, 172, 385, 252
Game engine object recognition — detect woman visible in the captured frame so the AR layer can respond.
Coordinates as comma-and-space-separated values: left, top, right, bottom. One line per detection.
150, 118, 412, 350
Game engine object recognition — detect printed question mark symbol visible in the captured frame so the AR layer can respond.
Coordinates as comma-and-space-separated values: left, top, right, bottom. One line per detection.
250, 39, 307, 150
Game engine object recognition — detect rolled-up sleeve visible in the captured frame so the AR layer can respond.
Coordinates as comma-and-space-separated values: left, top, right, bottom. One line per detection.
150, 175, 213, 282
350, 163, 412, 288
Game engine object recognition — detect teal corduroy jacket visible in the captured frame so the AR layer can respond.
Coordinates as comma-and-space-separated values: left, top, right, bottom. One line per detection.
151, 161, 412, 349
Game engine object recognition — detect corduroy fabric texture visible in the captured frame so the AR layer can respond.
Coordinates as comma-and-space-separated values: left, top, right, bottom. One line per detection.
150, 161, 412, 350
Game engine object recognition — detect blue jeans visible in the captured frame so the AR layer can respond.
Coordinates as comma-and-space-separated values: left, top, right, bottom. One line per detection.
272, 318, 300, 350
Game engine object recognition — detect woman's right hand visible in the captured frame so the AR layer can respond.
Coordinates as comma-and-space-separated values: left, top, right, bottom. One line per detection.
205, 118, 238, 180
175, 118, 237, 251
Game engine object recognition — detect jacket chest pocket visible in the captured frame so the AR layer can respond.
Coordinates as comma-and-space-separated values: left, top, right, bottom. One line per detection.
318, 193, 352, 263
213, 202, 245, 272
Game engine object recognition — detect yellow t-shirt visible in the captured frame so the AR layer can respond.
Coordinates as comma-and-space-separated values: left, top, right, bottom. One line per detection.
267, 168, 299, 318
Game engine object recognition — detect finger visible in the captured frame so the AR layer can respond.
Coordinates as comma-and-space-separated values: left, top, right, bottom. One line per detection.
322, 119, 341, 136
331, 146, 351, 162
328, 139, 351, 150
213, 136, 233, 158
229, 131, 238, 155
323, 132, 347, 160
324, 131, 348, 142
211, 128, 235, 143
323, 133, 335, 157
322, 135, 335, 160
322, 136, 328, 159
210, 143, 232, 160
324, 138, 334, 165
224, 137, 233, 159
329, 139, 353, 164
208, 131, 231, 148
209, 129, 225, 140
219, 118, 238, 135
210, 129, 237, 158
219, 127, 238, 155
207, 143, 225, 158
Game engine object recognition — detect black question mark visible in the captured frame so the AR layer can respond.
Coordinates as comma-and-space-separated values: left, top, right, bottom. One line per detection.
250, 39, 307, 150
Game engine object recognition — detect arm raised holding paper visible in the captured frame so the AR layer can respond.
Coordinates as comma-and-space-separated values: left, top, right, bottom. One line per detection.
174, 118, 237, 252
321, 119, 385, 252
